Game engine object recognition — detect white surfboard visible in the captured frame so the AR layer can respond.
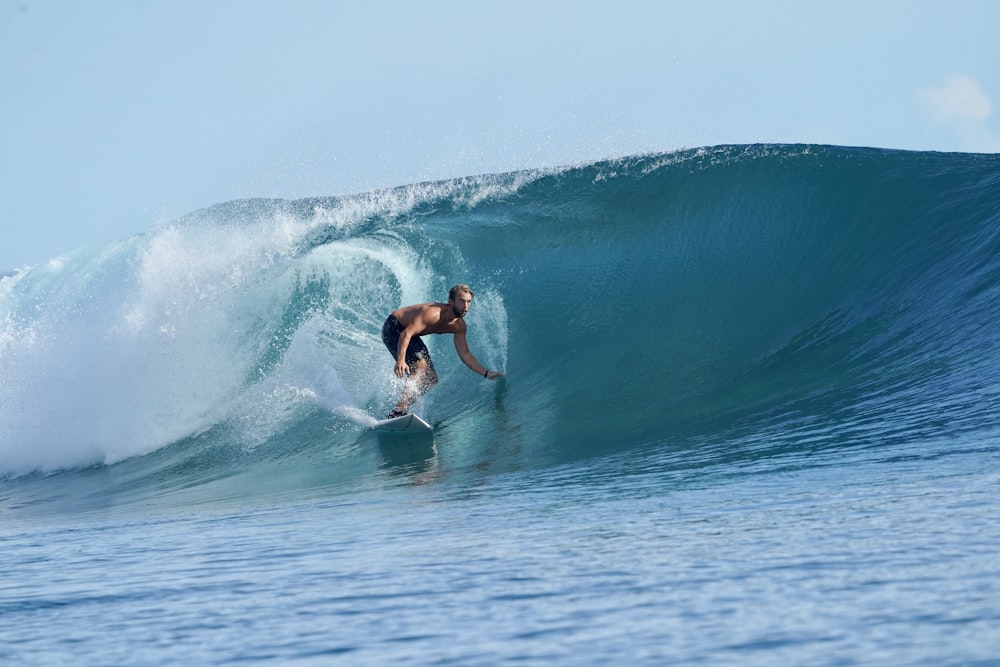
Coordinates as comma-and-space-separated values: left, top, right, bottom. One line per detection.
370, 413, 433, 434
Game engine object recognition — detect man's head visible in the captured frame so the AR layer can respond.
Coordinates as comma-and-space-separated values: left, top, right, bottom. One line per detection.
448, 284, 474, 318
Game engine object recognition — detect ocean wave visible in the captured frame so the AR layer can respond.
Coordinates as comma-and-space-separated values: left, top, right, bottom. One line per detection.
3, 145, 1000, 490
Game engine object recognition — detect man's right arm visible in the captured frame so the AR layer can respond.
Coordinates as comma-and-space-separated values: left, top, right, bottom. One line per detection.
393, 306, 433, 377
394, 330, 411, 377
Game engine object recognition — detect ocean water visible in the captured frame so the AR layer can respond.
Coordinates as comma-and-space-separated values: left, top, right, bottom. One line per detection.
2, 144, 1000, 664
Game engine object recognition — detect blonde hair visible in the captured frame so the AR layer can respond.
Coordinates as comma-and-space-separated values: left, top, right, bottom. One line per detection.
448, 284, 474, 301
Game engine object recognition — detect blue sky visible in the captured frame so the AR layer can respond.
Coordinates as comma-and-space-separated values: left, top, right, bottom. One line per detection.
2, 0, 998, 270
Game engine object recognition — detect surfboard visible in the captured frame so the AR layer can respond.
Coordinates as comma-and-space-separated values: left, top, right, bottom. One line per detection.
370, 413, 433, 434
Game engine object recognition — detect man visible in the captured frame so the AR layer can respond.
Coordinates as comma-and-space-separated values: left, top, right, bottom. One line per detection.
381, 284, 504, 418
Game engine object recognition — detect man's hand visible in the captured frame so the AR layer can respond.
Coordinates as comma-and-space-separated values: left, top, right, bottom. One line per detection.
485, 370, 504, 380
394, 360, 410, 378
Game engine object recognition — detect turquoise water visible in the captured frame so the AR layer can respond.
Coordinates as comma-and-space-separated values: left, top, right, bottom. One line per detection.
2, 145, 1000, 664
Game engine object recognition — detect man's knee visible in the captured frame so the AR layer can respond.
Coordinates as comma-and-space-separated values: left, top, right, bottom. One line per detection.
412, 359, 437, 385
417, 361, 438, 388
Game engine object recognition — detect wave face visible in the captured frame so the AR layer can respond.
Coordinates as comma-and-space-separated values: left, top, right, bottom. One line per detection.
3, 145, 1000, 501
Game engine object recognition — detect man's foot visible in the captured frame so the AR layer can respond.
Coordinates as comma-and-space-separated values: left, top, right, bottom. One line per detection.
386, 409, 407, 419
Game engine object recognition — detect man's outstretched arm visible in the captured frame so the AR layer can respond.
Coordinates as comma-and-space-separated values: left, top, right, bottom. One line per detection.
454, 331, 504, 379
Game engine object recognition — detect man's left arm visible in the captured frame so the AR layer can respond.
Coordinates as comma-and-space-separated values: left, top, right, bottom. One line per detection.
454, 330, 504, 379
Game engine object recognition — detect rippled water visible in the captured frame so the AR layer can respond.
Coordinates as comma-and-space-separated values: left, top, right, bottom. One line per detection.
4, 434, 997, 665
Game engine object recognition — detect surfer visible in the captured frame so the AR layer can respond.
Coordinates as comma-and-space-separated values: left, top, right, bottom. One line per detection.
382, 284, 503, 418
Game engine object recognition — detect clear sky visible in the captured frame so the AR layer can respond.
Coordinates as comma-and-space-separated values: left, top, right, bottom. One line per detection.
2, 0, 999, 270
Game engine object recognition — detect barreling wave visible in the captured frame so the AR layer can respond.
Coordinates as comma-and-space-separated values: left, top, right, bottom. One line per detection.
3, 145, 1000, 501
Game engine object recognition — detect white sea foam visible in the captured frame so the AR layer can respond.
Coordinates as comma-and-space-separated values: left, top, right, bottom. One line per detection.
0, 170, 527, 476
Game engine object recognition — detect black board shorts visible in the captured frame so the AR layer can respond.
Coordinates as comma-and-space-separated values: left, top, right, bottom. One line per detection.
382, 314, 432, 366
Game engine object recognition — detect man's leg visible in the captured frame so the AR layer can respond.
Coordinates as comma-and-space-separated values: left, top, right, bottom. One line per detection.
391, 357, 438, 416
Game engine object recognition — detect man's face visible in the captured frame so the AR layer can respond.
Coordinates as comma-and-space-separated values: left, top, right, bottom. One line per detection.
451, 291, 473, 318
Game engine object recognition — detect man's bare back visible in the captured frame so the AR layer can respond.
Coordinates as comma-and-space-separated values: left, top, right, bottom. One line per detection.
390, 302, 467, 337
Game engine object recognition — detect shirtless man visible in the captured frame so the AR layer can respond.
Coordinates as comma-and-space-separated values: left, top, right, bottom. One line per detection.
381, 284, 504, 418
